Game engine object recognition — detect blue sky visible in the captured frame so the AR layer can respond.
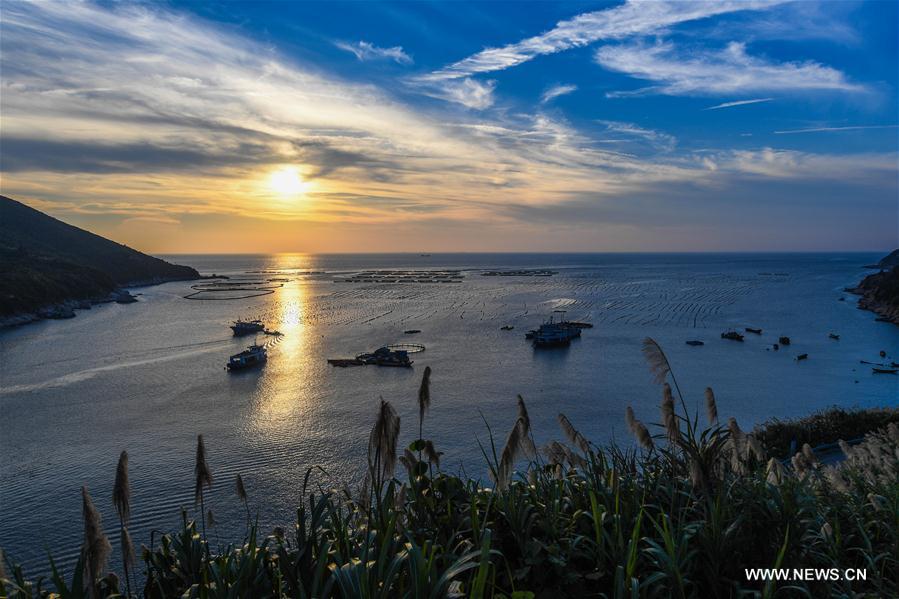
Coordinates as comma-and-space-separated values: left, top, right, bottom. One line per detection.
1, 0, 897, 252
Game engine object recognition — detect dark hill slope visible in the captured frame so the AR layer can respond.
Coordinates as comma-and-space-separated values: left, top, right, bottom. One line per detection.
0, 195, 198, 316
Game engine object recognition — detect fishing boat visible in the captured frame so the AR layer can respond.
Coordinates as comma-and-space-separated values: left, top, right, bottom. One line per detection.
721, 330, 744, 342
356, 346, 413, 367
685, 340, 704, 346
532, 315, 582, 347
500, 325, 514, 331
745, 327, 762, 335
404, 329, 422, 334
796, 353, 808, 361
779, 336, 791, 345
230, 319, 265, 336
828, 333, 840, 340
226, 343, 267, 371
872, 367, 898, 374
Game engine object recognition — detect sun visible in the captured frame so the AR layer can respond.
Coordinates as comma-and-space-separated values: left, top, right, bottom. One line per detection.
269, 167, 306, 197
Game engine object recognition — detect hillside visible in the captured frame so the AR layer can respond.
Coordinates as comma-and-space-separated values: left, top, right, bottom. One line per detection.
852, 249, 899, 325
0, 196, 198, 317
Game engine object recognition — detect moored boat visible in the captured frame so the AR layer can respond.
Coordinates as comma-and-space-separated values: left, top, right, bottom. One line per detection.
721, 330, 744, 342
745, 327, 762, 335
231, 319, 265, 336
872, 367, 898, 374
227, 343, 267, 371
356, 346, 413, 367
685, 340, 704, 346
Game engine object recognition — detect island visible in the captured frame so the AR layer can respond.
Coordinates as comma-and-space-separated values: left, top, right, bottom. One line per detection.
0, 195, 199, 326
851, 249, 899, 325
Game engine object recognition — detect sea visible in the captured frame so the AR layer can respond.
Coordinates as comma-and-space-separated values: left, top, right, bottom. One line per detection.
1, 253, 897, 577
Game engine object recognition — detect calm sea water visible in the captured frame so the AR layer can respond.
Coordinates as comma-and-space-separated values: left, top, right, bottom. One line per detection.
1, 253, 897, 576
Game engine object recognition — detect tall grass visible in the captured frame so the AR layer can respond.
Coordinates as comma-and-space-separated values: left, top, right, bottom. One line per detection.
2, 339, 897, 598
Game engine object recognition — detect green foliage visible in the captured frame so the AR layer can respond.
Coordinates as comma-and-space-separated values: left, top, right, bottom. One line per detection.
754, 406, 899, 458
3, 378, 897, 597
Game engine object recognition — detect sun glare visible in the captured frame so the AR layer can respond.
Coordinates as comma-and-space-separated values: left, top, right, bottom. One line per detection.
269, 167, 306, 197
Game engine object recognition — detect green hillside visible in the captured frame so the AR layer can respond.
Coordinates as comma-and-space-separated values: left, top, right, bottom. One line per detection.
0, 196, 198, 316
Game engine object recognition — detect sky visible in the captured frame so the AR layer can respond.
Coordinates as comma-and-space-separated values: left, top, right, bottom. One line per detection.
1, 0, 897, 253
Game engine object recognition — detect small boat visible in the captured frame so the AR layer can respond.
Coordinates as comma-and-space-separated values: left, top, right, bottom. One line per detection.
685, 340, 704, 346
745, 327, 762, 335
721, 331, 744, 342
778, 336, 791, 345
828, 333, 840, 340
227, 343, 267, 371
231, 319, 265, 336
872, 368, 898, 374
796, 353, 808, 361
500, 325, 514, 331
772, 343, 779, 351
524, 330, 537, 340
404, 329, 422, 335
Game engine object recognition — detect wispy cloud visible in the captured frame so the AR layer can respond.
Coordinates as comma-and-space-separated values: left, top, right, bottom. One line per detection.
705, 98, 773, 110
414, 77, 497, 110
774, 125, 899, 134
599, 41, 864, 97
540, 84, 577, 104
595, 120, 676, 152
423, 0, 784, 81
335, 40, 412, 65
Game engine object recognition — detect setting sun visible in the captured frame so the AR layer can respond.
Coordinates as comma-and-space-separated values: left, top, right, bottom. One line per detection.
269, 166, 306, 197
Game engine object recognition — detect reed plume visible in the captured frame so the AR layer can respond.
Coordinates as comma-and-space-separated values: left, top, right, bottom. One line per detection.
704, 387, 718, 425
121, 526, 135, 567
81, 486, 111, 599
641, 337, 672, 385
766, 457, 786, 486
497, 415, 530, 490
368, 398, 400, 487
558, 413, 590, 454
417, 366, 432, 443
423, 440, 442, 468
194, 435, 213, 540
195, 435, 213, 503
625, 406, 654, 450
235, 474, 247, 502
661, 383, 678, 442
112, 450, 133, 597
112, 451, 130, 522
518, 396, 536, 457
625, 406, 637, 433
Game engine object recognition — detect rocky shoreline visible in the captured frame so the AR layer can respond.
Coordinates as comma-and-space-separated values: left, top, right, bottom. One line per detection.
0, 274, 198, 329
850, 251, 899, 325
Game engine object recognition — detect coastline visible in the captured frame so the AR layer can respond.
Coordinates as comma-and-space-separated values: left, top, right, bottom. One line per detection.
0, 273, 201, 330
849, 266, 899, 326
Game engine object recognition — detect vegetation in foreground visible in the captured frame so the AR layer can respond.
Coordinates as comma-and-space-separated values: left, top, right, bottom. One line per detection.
2, 340, 897, 599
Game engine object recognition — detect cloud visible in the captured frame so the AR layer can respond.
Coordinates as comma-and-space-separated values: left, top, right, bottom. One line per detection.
0, 0, 895, 252
773, 125, 899, 134
413, 77, 497, 110
595, 120, 676, 152
705, 98, 773, 110
540, 84, 577, 104
598, 41, 865, 97
335, 40, 412, 65
423, 0, 784, 81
